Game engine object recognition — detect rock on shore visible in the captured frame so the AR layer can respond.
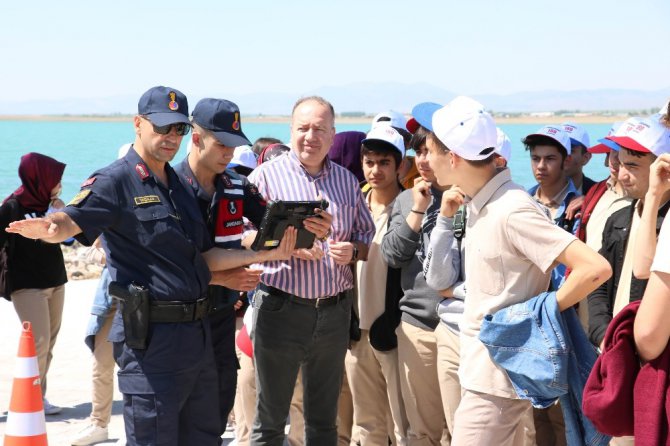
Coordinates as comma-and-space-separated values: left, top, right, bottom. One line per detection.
61, 241, 103, 280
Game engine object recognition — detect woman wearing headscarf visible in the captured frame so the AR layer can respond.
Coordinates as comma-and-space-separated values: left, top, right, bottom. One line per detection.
328, 131, 367, 183
0, 152, 67, 415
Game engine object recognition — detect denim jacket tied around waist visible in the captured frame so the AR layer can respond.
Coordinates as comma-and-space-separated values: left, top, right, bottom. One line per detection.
479, 291, 610, 446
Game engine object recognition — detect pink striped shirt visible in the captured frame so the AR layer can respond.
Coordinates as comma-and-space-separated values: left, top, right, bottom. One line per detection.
248, 151, 375, 299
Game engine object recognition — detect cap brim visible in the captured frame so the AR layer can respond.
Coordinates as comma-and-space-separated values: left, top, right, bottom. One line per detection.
606, 136, 650, 153
406, 118, 419, 134
229, 165, 255, 176
410, 102, 443, 132
587, 143, 611, 154
146, 112, 191, 127
569, 138, 588, 150
211, 131, 251, 147
588, 137, 621, 153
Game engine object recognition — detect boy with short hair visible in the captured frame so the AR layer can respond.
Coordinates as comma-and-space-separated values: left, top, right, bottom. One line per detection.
416, 96, 610, 446
345, 125, 408, 446
525, 126, 581, 291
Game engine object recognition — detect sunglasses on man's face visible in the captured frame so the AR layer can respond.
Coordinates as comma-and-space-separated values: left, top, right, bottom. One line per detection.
142, 116, 191, 136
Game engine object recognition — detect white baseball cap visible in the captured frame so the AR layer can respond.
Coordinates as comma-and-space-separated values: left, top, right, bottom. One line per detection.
371, 110, 408, 131
562, 122, 591, 149
495, 128, 512, 161
362, 125, 406, 158
524, 125, 572, 155
606, 115, 670, 156
424, 96, 497, 161
229, 145, 258, 170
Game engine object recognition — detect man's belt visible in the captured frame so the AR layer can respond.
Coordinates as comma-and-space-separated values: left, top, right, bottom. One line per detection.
259, 283, 344, 308
150, 296, 210, 323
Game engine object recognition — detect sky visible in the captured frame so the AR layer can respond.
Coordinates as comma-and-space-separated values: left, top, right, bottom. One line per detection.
1, 0, 669, 103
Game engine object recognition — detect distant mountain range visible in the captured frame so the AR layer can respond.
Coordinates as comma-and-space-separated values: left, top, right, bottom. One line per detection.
2, 82, 668, 115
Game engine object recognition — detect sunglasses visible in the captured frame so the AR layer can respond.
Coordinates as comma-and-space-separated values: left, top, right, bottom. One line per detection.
141, 116, 191, 136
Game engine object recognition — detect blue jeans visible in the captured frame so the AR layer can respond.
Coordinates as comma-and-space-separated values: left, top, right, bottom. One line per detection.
251, 287, 351, 446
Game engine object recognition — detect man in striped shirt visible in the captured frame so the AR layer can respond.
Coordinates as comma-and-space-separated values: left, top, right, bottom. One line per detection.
246, 96, 376, 446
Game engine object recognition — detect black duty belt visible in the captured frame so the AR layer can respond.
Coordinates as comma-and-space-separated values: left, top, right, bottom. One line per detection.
259, 283, 345, 308
149, 296, 210, 323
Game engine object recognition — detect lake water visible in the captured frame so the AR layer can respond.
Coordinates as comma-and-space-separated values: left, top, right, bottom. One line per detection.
0, 120, 612, 202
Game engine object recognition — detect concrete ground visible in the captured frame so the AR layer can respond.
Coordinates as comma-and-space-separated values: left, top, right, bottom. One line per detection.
0, 279, 237, 446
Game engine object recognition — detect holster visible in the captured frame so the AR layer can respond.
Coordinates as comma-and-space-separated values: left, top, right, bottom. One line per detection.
109, 281, 150, 350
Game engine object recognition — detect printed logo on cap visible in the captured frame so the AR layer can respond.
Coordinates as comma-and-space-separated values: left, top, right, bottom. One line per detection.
232, 112, 240, 131
546, 127, 559, 135
168, 91, 179, 111
636, 122, 650, 132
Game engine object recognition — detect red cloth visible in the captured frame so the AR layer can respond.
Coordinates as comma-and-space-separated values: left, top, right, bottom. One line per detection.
634, 332, 670, 445
576, 179, 609, 243
583, 299, 670, 445
4, 153, 66, 212
583, 300, 640, 436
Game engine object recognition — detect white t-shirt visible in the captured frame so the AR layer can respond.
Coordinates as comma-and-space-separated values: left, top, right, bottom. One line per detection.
651, 215, 670, 274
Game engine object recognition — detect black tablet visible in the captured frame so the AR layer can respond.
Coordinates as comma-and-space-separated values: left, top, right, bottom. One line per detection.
250, 200, 330, 251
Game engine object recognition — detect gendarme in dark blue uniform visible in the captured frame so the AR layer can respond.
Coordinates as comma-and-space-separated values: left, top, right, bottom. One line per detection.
176, 161, 266, 432
63, 86, 221, 446
174, 97, 267, 437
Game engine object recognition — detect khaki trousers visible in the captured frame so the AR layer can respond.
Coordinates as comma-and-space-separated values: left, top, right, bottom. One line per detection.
91, 309, 116, 427
337, 369, 357, 446
434, 324, 462, 439
345, 330, 408, 446
452, 390, 531, 446
396, 321, 447, 446
12, 285, 65, 397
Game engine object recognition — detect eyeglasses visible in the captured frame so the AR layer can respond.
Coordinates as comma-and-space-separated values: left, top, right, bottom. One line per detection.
141, 116, 191, 136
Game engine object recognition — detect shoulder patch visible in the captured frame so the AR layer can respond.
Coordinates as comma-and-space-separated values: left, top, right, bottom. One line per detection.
221, 175, 233, 188
134, 195, 161, 206
68, 189, 92, 207
81, 177, 97, 187
135, 163, 150, 180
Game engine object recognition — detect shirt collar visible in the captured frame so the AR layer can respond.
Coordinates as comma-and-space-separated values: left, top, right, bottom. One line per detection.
530, 178, 578, 208
469, 168, 513, 217
177, 155, 212, 201
287, 149, 331, 179
125, 145, 179, 190
365, 190, 395, 217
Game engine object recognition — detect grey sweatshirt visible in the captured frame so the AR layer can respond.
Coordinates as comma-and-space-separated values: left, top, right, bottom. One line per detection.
381, 188, 443, 330
423, 215, 466, 334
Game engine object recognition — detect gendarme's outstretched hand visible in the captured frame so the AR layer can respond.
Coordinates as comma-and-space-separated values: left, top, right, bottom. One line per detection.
6, 218, 59, 240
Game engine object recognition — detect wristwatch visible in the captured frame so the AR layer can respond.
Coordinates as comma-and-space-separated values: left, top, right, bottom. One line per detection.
351, 244, 359, 263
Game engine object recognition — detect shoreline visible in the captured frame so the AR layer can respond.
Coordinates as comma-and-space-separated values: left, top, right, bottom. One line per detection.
0, 113, 637, 125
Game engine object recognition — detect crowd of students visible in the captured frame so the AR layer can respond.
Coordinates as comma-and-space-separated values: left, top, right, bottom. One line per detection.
3, 88, 670, 446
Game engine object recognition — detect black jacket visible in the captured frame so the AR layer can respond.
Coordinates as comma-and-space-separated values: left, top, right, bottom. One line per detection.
0, 198, 67, 296
587, 200, 670, 346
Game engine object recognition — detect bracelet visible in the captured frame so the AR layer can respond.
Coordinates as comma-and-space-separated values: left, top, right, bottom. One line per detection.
318, 228, 331, 242
410, 209, 425, 215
